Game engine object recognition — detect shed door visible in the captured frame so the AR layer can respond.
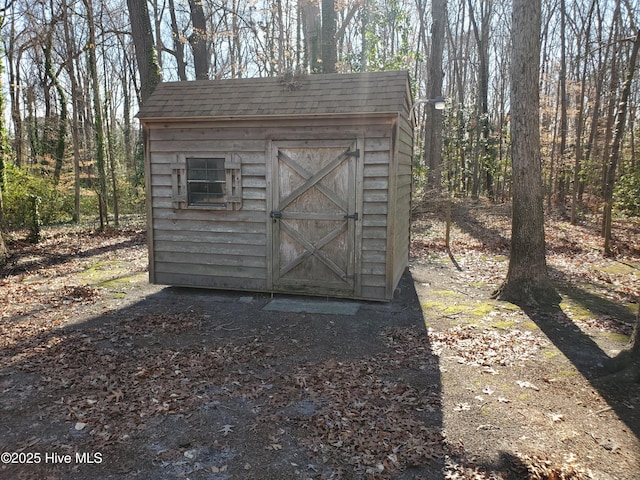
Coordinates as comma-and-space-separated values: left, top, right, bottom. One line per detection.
271, 140, 359, 296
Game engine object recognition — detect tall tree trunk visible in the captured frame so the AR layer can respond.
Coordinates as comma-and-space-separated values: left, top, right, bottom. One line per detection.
301, 0, 321, 73
83, 0, 108, 229
424, 0, 446, 190
570, 0, 596, 224
168, 0, 187, 81
44, 27, 68, 186
557, 0, 568, 209
468, 0, 492, 200
127, 0, 161, 103
494, 0, 559, 306
0, 230, 7, 267
603, 31, 640, 255
62, 3, 83, 222
188, 0, 209, 80
321, 0, 336, 72
6, 12, 23, 167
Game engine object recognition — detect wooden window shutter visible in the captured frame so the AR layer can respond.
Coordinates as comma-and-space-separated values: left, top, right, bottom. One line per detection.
171, 155, 187, 209
224, 154, 242, 209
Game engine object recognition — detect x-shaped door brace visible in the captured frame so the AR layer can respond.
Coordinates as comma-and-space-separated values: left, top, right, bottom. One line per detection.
278, 220, 349, 281
276, 148, 351, 213
275, 146, 355, 282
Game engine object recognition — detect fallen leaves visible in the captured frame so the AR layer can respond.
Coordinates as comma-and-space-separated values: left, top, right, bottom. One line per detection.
517, 380, 541, 391
429, 324, 548, 368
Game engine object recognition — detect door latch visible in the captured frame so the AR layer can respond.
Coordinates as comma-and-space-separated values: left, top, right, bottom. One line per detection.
344, 212, 359, 220
270, 210, 282, 222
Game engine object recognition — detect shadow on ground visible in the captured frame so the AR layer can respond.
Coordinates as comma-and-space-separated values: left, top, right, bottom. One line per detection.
519, 276, 640, 440
1, 270, 447, 479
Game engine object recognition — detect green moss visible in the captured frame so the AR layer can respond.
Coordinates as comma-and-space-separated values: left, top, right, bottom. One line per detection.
558, 370, 578, 377
470, 302, 496, 317
542, 349, 560, 359
480, 254, 508, 262
421, 300, 444, 310
602, 332, 631, 344
522, 321, 540, 331
80, 260, 146, 290
443, 304, 470, 315
490, 320, 516, 330
592, 263, 637, 276
496, 302, 521, 312
560, 300, 593, 321
431, 289, 465, 298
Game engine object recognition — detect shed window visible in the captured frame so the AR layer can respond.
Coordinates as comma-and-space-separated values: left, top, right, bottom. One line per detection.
171, 154, 242, 210
187, 157, 226, 206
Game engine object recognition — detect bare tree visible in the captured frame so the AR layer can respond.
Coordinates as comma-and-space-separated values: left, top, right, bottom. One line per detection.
493, 0, 559, 306
321, 0, 336, 72
423, 0, 446, 190
188, 0, 209, 79
127, 0, 161, 103
603, 30, 640, 255
83, 0, 108, 228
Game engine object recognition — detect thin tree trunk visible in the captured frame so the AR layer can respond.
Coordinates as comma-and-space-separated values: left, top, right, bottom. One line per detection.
603, 31, 640, 255
62, 3, 83, 222
44, 27, 68, 186
168, 0, 188, 81
0, 230, 7, 266
83, 0, 108, 229
570, 0, 596, 224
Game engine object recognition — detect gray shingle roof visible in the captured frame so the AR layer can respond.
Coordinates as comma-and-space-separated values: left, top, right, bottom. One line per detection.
137, 71, 411, 120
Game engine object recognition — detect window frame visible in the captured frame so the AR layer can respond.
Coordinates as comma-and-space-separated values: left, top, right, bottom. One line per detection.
171, 153, 242, 211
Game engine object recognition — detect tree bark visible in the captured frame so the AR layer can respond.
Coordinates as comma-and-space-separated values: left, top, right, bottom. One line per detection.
301, 0, 321, 73
168, 0, 188, 81
62, 2, 83, 222
468, 0, 492, 199
188, 0, 209, 80
423, 0, 446, 190
321, 0, 336, 73
83, 0, 108, 229
127, 0, 161, 103
0, 231, 7, 267
493, 0, 559, 307
603, 31, 640, 255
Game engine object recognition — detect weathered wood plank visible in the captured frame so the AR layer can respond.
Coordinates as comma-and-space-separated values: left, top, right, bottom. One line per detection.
154, 262, 266, 279
155, 251, 266, 268
155, 239, 266, 255
153, 271, 266, 291
153, 229, 266, 245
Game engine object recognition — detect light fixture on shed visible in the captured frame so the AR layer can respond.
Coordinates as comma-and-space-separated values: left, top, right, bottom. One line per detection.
414, 95, 447, 110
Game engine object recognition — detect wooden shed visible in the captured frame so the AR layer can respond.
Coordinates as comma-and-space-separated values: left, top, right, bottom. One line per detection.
137, 71, 414, 301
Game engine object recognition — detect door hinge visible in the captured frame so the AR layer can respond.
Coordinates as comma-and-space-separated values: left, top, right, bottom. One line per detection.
270, 210, 282, 221
346, 149, 360, 158
344, 212, 359, 221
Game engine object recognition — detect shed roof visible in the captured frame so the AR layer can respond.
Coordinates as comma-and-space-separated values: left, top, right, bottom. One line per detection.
137, 71, 411, 120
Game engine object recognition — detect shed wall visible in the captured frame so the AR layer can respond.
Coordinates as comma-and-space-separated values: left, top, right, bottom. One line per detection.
146, 117, 405, 300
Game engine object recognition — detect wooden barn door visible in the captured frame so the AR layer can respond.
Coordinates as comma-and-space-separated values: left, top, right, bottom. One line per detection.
270, 139, 360, 296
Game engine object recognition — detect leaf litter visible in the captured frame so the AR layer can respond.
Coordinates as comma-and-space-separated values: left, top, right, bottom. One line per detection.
1, 208, 639, 479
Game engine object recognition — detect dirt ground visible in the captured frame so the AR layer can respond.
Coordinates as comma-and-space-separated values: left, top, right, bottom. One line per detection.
1, 201, 639, 479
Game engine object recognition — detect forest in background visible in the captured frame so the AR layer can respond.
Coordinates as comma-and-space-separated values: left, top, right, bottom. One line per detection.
0, 0, 638, 244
